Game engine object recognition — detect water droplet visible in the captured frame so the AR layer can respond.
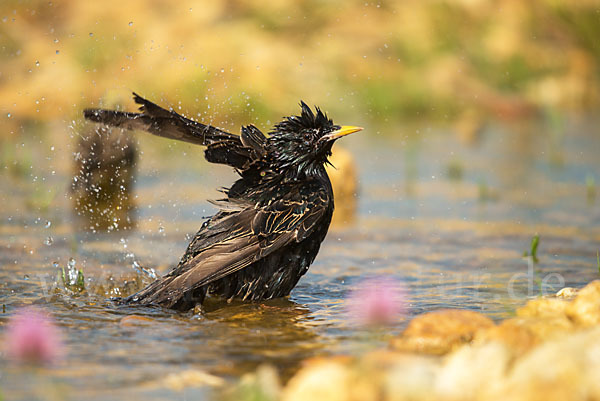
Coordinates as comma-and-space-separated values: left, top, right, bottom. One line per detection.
7, 113, 11, 118
158, 226, 165, 234
35, 60, 40, 66
128, 21, 133, 26
45, 220, 52, 228
54, 38, 59, 43
66, 257, 78, 284
89, 32, 93, 37
44, 236, 53, 246
55, 50, 59, 55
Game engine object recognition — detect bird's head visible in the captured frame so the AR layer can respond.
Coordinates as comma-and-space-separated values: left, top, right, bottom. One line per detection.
269, 101, 362, 177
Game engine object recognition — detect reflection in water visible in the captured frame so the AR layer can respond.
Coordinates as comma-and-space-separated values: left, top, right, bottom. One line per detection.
71, 124, 137, 233
201, 298, 323, 380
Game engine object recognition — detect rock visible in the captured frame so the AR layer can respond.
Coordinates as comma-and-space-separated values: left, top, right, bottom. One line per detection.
498, 327, 600, 401
391, 309, 495, 355
277, 281, 600, 401
476, 316, 574, 355
516, 297, 569, 319
233, 365, 281, 401
556, 287, 578, 299
163, 369, 225, 391
281, 359, 353, 401
565, 280, 600, 327
475, 318, 538, 355
475, 296, 574, 354
435, 342, 510, 400
382, 353, 439, 401
283, 352, 438, 401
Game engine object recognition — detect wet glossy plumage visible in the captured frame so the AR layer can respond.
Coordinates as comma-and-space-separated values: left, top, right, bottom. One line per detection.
84, 93, 358, 310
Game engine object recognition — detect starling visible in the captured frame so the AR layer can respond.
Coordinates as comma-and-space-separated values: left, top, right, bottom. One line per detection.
84, 93, 362, 310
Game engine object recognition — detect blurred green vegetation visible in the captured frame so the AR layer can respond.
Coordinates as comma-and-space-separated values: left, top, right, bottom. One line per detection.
0, 0, 599, 136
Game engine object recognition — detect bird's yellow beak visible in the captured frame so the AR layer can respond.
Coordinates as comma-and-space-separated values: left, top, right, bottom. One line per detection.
324, 126, 363, 141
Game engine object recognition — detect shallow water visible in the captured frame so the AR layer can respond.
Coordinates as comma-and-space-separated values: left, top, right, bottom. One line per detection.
1, 117, 599, 400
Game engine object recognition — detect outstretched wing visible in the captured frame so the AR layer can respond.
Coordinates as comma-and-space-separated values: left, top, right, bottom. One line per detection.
127, 180, 330, 308
83, 93, 268, 170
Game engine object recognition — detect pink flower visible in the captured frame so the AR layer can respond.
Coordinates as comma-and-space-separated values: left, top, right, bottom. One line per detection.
4, 307, 63, 365
346, 277, 407, 326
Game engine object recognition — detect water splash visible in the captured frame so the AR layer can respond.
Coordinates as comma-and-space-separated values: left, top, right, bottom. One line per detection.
59, 258, 85, 292
132, 260, 158, 280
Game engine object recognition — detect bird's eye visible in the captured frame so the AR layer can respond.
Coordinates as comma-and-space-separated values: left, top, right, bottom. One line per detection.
302, 132, 312, 144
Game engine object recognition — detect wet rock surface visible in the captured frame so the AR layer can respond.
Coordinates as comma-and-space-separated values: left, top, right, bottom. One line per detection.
390, 309, 494, 355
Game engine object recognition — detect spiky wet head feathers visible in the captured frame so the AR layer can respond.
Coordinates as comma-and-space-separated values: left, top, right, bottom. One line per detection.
274, 101, 335, 134
269, 102, 340, 175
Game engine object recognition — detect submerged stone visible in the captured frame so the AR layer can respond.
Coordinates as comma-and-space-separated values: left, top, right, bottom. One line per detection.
119, 315, 155, 327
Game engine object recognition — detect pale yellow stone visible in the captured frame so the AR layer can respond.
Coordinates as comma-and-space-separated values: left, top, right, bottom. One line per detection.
516, 297, 569, 319
391, 309, 495, 355
566, 280, 600, 327
383, 354, 438, 401
498, 327, 600, 401
281, 360, 353, 401
435, 342, 510, 400
236, 365, 281, 401
476, 316, 574, 355
163, 369, 225, 391
556, 287, 578, 299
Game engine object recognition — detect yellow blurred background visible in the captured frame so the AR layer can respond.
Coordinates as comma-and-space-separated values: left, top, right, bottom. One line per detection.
1, 0, 599, 137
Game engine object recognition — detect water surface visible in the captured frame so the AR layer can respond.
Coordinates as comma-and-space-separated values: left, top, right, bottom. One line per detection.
1, 118, 599, 400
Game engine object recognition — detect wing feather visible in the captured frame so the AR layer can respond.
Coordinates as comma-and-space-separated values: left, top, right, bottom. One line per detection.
84, 93, 268, 170
128, 181, 329, 307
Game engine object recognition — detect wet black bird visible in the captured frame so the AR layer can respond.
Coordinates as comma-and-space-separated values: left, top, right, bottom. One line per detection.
84, 93, 362, 310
